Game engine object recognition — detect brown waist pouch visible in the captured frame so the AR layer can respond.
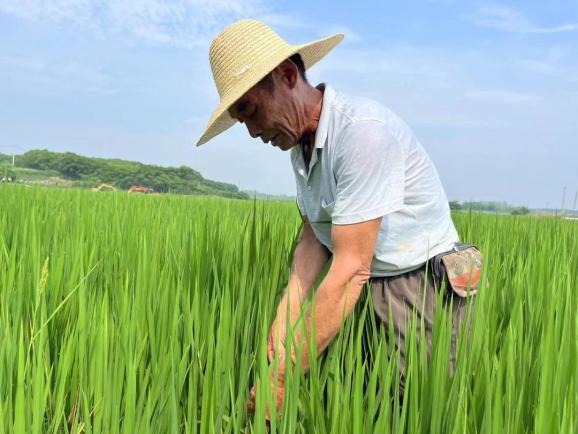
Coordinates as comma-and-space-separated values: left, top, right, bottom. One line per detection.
431, 243, 483, 297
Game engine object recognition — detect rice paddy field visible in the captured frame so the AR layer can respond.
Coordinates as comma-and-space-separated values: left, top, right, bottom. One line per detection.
0, 184, 576, 433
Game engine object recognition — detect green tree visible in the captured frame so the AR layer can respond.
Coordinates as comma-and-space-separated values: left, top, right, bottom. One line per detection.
16, 149, 249, 199
1, 164, 16, 182
449, 200, 462, 211
511, 206, 530, 216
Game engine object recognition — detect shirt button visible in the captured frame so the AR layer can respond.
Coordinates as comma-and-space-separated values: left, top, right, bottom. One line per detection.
307, 185, 312, 191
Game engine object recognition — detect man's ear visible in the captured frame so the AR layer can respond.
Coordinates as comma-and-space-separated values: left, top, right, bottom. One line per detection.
274, 59, 299, 89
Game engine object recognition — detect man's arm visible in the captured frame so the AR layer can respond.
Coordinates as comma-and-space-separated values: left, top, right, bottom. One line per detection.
250, 208, 383, 417
246, 217, 331, 415
267, 217, 331, 363
284, 217, 382, 372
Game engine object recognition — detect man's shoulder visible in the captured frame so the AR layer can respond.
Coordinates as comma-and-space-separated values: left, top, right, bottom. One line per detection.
330, 89, 411, 139
332, 89, 395, 124
327, 89, 413, 154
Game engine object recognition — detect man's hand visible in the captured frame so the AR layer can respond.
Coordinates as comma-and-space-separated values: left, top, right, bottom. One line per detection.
245, 319, 286, 421
246, 370, 285, 419
246, 221, 328, 422
247, 320, 287, 418
267, 318, 283, 365
247, 220, 330, 418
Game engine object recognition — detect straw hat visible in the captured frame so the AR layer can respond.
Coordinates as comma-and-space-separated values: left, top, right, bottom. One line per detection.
196, 19, 344, 146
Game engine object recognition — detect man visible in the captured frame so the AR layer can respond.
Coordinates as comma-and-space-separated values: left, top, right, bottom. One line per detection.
196, 19, 476, 415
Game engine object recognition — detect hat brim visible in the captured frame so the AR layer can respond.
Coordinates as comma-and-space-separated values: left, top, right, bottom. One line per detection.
195, 32, 344, 147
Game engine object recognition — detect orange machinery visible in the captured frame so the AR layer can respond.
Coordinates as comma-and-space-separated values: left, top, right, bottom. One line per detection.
91, 183, 116, 192
128, 186, 155, 194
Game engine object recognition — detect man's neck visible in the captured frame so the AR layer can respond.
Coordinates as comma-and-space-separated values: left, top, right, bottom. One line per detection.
300, 83, 326, 171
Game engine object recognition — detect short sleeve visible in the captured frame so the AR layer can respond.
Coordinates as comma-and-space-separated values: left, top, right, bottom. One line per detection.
331, 120, 405, 225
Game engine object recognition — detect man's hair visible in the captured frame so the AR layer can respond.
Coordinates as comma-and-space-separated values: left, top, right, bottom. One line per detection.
257, 53, 307, 92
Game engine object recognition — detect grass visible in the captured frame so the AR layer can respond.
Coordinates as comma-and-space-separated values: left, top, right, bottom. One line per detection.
0, 184, 576, 433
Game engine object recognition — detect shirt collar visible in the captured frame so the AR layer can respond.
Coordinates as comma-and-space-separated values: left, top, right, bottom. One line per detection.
314, 83, 335, 149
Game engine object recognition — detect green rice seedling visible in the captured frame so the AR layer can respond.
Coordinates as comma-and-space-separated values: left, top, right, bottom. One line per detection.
0, 184, 576, 433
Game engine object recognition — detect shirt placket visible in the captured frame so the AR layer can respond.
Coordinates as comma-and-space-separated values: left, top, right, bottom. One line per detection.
294, 146, 320, 218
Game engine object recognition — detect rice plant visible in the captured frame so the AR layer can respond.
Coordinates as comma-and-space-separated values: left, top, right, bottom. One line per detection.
0, 184, 576, 433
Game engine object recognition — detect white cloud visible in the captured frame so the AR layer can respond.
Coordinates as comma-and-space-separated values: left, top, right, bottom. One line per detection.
512, 45, 578, 83
468, 5, 578, 34
0, 0, 93, 22
0, 52, 115, 94
306, 41, 578, 136
309, 45, 458, 85
0, 53, 44, 71
106, 0, 271, 47
320, 24, 362, 43
0, 0, 365, 49
258, 12, 302, 29
526, 23, 578, 34
464, 89, 541, 105
0, 0, 284, 47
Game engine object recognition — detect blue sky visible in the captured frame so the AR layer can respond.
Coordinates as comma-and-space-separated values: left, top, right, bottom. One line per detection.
0, 0, 577, 208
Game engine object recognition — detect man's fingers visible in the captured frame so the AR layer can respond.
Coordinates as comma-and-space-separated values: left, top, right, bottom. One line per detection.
247, 384, 257, 413
267, 347, 275, 363
247, 380, 285, 419
247, 398, 255, 413
267, 321, 280, 362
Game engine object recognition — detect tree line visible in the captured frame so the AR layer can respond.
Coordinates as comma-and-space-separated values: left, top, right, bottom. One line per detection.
4, 150, 248, 199
449, 200, 530, 215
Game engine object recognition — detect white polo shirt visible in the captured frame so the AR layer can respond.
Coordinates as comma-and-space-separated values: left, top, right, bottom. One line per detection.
291, 84, 459, 277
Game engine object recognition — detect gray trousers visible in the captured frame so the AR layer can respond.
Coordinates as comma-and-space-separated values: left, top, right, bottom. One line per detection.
369, 262, 476, 398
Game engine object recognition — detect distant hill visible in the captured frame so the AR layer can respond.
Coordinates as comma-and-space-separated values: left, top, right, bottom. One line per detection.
1, 150, 248, 199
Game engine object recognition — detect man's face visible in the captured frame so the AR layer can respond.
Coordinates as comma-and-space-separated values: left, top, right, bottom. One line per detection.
228, 70, 302, 151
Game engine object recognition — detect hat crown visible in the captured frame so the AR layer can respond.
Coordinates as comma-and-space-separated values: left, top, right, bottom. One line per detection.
208, 19, 290, 98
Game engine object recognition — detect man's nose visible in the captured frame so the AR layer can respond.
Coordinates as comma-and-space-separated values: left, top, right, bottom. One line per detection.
245, 122, 262, 139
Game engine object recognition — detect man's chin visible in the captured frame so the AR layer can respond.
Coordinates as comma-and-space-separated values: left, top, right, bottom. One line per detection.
276, 140, 296, 151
